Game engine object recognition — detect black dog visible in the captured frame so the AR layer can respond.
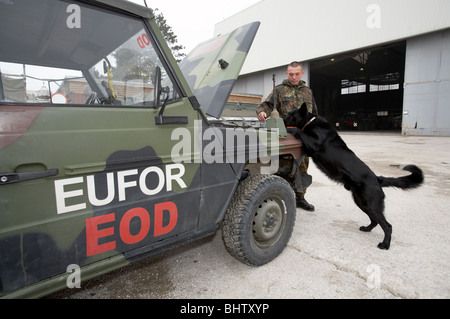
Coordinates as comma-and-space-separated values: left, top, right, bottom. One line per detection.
285, 103, 424, 250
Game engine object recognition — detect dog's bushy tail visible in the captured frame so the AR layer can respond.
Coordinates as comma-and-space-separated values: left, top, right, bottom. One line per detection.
378, 165, 424, 190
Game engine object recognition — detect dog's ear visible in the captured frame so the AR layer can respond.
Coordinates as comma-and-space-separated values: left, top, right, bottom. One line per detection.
299, 103, 308, 117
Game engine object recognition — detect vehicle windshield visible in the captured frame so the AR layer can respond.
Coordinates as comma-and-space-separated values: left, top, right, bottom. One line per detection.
0, 0, 179, 106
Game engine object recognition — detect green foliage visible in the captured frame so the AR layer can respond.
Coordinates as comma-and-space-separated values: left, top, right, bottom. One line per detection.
154, 8, 186, 62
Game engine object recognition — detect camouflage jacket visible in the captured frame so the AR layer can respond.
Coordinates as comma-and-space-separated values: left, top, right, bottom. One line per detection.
257, 79, 317, 118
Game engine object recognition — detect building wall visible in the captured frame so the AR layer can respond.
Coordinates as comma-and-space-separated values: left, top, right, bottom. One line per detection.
215, 0, 450, 75
403, 29, 450, 136
219, 0, 450, 135
232, 63, 311, 100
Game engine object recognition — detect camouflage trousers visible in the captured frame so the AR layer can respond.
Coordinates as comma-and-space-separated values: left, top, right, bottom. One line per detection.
296, 155, 310, 197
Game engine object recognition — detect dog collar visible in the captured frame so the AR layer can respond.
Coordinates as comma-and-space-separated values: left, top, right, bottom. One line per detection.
302, 117, 316, 131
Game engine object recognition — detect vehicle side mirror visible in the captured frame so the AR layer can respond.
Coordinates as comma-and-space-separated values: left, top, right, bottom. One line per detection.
153, 66, 162, 109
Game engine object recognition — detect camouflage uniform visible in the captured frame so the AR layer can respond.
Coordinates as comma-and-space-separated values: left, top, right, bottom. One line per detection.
257, 79, 317, 198
257, 79, 316, 118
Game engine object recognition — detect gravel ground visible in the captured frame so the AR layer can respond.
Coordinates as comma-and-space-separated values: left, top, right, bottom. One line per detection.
47, 132, 450, 300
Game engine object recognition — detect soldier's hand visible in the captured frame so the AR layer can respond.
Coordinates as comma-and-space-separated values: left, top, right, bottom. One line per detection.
258, 112, 268, 122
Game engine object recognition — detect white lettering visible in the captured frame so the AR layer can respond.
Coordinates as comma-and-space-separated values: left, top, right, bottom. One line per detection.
171, 120, 280, 172
367, 264, 381, 289
258, 128, 280, 174
87, 172, 115, 206
226, 127, 258, 164
367, 4, 381, 29
55, 177, 86, 214
166, 164, 187, 191
193, 119, 203, 163
180, 303, 215, 317
54, 165, 187, 215
203, 127, 224, 164
117, 169, 138, 201
139, 166, 165, 195
66, 4, 81, 29
171, 127, 191, 164
66, 264, 81, 288
224, 304, 269, 314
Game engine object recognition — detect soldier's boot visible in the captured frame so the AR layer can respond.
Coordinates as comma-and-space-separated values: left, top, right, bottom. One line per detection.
296, 196, 315, 212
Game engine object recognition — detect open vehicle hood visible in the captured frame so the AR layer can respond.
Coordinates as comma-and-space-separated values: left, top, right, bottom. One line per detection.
179, 22, 260, 119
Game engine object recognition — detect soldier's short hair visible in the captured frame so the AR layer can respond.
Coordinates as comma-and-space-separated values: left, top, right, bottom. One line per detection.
288, 61, 303, 70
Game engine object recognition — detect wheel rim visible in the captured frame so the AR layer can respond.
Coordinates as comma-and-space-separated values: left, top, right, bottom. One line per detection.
252, 197, 287, 249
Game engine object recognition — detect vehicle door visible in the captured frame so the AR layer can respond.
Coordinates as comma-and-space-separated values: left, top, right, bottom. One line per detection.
0, 0, 200, 294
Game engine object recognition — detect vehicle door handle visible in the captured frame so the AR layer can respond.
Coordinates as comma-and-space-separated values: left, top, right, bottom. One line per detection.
155, 115, 188, 125
0, 169, 59, 185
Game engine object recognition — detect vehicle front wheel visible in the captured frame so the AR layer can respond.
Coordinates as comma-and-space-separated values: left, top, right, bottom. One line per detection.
222, 174, 296, 266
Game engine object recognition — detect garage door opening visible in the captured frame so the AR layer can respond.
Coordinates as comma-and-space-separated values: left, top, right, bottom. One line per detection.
310, 41, 406, 131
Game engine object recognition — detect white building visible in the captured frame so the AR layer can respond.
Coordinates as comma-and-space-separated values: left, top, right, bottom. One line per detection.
215, 0, 450, 136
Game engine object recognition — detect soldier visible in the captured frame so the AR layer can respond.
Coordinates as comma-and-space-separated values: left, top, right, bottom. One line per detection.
257, 61, 317, 212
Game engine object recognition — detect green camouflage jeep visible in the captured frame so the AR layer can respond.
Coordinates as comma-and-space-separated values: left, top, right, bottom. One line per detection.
0, 0, 308, 298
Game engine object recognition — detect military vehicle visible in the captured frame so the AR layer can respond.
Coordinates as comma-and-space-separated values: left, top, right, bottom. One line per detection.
0, 0, 308, 298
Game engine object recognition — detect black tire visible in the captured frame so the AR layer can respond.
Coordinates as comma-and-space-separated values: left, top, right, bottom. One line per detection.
222, 174, 296, 266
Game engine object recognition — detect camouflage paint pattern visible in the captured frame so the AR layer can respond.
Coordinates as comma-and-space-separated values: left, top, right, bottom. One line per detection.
0, 1, 303, 298
179, 22, 260, 119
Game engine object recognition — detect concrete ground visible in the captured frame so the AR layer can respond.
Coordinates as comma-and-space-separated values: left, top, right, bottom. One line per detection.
47, 132, 450, 299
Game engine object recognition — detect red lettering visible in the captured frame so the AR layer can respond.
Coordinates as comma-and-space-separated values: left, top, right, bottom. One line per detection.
154, 201, 178, 236
190, 37, 226, 58
142, 33, 150, 46
119, 207, 150, 244
85, 202, 178, 257
137, 37, 145, 49
137, 33, 150, 49
86, 213, 115, 257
